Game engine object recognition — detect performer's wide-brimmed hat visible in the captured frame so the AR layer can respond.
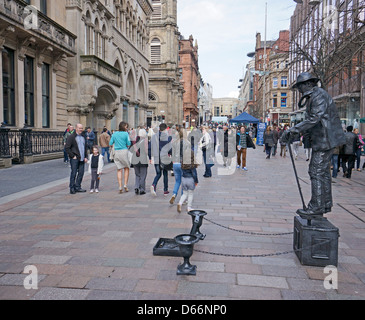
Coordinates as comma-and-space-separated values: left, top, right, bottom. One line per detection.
292, 72, 320, 89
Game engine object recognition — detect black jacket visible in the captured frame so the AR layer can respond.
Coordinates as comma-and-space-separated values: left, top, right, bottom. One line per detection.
343, 132, 359, 155
236, 133, 256, 149
291, 87, 346, 152
65, 132, 88, 161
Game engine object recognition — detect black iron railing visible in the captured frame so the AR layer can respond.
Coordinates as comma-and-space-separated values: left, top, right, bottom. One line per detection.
0, 127, 64, 164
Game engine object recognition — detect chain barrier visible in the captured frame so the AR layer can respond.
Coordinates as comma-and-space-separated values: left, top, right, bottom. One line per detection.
195, 239, 333, 258
195, 217, 332, 258
204, 217, 294, 236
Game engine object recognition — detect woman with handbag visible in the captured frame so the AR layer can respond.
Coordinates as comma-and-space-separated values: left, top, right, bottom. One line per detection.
109, 122, 131, 194
263, 126, 274, 159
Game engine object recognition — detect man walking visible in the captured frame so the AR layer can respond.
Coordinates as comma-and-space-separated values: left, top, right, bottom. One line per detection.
65, 124, 88, 194
99, 127, 111, 163
341, 125, 359, 179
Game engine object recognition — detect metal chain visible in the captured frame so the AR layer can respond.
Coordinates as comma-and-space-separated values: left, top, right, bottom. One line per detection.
204, 217, 294, 236
195, 239, 333, 258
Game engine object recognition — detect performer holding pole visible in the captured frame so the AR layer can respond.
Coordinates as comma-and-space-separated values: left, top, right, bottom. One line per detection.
281, 73, 346, 220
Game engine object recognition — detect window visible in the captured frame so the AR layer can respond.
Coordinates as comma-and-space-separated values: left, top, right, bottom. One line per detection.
215, 107, 220, 116
273, 77, 278, 88
2, 48, 15, 126
40, 0, 47, 15
151, 0, 162, 19
134, 105, 139, 126
281, 93, 287, 108
42, 64, 50, 128
150, 38, 161, 64
281, 76, 288, 88
24, 56, 35, 127
272, 93, 277, 109
123, 102, 128, 123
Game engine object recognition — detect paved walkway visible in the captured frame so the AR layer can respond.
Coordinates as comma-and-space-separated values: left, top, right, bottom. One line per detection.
0, 146, 365, 300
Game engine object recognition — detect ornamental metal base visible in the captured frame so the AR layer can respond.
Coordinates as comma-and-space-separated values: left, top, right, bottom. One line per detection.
175, 234, 199, 276
153, 238, 181, 257
293, 216, 339, 267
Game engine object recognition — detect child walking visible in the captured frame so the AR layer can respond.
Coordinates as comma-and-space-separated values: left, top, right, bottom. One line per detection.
177, 151, 199, 213
88, 145, 104, 193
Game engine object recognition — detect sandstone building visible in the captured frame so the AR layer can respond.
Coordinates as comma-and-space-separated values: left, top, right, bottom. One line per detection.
179, 35, 199, 128
66, 0, 153, 133
0, 0, 76, 130
148, 0, 184, 127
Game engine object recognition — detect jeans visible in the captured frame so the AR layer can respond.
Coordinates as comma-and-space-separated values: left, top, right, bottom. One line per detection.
101, 147, 110, 163
331, 154, 339, 178
63, 146, 68, 162
134, 166, 148, 192
265, 144, 272, 158
356, 148, 361, 169
272, 144, 278, 156
342, 154, 356, 178
172, 163, 183, 196
70, 159, 85, 191
90, 168, 100, 190
203, 149, 214, 177
152, 164, 168, 192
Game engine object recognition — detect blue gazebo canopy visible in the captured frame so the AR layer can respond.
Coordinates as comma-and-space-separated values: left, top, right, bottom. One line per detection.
229, 112, 260, 124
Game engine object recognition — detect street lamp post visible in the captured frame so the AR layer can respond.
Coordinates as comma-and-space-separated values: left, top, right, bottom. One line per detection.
263, 2, 268, 124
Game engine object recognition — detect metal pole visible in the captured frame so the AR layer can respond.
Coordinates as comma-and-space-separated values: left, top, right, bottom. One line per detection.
288, 141, 307, 211
262, 2, 267, 124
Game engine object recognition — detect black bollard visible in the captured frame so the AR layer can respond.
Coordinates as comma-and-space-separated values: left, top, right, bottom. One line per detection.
188, 210, 207, 240
175, 234, 199, 276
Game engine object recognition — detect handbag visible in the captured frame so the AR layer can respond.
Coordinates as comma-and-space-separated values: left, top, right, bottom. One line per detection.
160, 161, 173, 171
159, 134, 173, 171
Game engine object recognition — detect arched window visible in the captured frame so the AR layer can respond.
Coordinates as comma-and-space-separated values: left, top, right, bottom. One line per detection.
85, 11, 92, 54
150, 38, 161, 64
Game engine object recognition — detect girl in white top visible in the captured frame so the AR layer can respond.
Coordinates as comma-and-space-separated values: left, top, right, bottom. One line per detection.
88, 146, 104, 193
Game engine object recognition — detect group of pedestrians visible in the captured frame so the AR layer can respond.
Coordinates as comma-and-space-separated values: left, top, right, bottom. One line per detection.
63, 121, 259, 213
332, 125, 365, 179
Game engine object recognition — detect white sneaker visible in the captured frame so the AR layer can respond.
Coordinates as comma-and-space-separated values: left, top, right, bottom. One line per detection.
237, 165, 240, 169
243, 167, 248, 171
150, 185, 156, 196
90, 189, 94, 193
95, 189, 99, 193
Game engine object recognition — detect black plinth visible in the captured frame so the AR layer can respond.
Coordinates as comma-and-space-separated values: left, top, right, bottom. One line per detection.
153, 238, 181, 257
293, 216, 339, 267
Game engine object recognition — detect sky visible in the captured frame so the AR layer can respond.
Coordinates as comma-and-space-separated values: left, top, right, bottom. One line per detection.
177, 0, 297, 99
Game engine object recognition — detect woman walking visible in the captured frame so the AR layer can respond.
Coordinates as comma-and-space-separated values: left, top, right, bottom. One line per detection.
353, 128, 364, 171
130, 128, 149, 195
263, 126, 274, 159
177, 149, 199, 213
170, 127, 184, 204
200, 126, 214, 177
109, 122, 131, 194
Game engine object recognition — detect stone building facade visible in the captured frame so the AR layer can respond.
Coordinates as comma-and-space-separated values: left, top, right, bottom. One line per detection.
0, 0, 76, 130
147, 0, 184, 127
179, 35, 200, 128
289, 0, 364, 131
266, 30, 292, 127
66, 0, 153, 133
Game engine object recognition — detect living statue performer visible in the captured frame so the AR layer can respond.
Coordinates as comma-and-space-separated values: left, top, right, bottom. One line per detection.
281, 73, 346, 219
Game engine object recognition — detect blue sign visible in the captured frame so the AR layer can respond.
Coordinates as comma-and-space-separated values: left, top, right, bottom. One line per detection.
257, 123, 267, 146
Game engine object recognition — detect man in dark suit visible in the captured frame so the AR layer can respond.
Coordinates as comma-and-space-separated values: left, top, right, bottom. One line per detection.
282, 73, 346, 219
65, 123, 88, 194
